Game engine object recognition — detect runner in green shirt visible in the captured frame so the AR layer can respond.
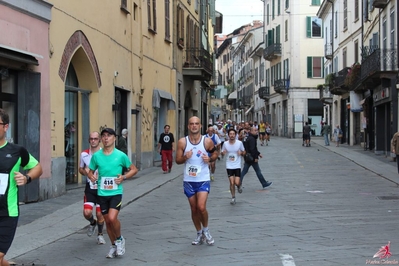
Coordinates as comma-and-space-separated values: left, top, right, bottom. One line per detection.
88, 128, 138, 259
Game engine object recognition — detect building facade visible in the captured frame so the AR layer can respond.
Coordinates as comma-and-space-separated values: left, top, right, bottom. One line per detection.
318, 0, 398, 156
1, 0, 216, 202
262, 0, 325, 138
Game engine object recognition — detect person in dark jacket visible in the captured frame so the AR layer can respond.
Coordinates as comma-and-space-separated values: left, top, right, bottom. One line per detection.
116, 129, 128, 154
239, 126, 273, 192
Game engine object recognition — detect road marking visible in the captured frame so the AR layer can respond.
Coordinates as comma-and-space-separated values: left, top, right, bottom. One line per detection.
280, 254, 296, 266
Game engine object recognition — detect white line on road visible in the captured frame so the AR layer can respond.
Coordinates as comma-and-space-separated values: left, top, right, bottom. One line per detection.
280, 254, 296, 266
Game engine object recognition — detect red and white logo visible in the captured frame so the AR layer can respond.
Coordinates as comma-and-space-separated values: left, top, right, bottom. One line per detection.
373, 241, 392, 259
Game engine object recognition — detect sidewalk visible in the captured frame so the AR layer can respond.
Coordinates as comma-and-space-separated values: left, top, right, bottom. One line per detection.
8, 137, 399, 260
9, 164, 184, 260
310, 136, 399, 185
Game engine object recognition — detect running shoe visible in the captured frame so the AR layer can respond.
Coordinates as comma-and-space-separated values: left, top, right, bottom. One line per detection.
97, 234, 106, 245
263, 181, 273, 189
191, 233, 204, 245
202, 230, 214, 245
115, 236, 125, 256
237, 185, 243, 194
106, 245, 117, 258
87, 220, 97, 237
230, 197, 236, 205
210, 175, 214, 181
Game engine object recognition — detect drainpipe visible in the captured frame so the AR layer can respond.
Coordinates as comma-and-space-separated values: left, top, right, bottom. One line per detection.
326, 0, 334, 131
327, 0, 334, 74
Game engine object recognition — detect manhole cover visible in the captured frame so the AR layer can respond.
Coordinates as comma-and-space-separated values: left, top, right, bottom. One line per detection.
378, 196, 399, 200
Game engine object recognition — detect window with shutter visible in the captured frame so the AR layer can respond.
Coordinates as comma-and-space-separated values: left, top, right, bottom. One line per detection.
165, 0, 170, 41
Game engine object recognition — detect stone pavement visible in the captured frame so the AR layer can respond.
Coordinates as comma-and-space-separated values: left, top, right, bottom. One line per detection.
8, 136, 399, 265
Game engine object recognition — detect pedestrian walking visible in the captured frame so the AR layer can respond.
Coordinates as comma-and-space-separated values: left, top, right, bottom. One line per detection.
303, 122, 311, 147
221, 128, 245, 205
88, 128, 138, 259
205, 125, 221, 181
321, 122, 331, 146
240, 126, 273, 191
78, 131, 106, 245
175, 116, 218, 246
0, 108, 43, 266
333, 125, 343, 147
157, 125, 175, 174
116, 128, 128, 154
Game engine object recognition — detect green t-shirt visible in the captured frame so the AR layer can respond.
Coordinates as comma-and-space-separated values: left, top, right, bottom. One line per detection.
89, 148, 131, 196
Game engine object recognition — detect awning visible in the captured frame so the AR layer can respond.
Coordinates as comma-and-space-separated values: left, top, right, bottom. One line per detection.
152, 89, 176, 110
245, 105, 254, 116
228, 90, 237, 99
0, 44, 43, 66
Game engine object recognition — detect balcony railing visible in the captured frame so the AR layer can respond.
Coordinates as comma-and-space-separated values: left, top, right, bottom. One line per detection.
325, 43, 333, 60
318, 85, 332, 103
328, 69, 350, 95
183, 47, 213, 76
263, 43, 281, 61
334, 67, 350, 88
361, 48, 398, 82
274, 79, 289, 94
258, 86, 270, 100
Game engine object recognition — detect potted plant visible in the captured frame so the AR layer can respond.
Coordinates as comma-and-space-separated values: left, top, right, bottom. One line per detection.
325, 73, 334, 87
344, 63, 360, 88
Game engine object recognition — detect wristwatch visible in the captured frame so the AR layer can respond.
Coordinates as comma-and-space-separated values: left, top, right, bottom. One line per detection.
26, 175, 32, 184
123, 176, 127, 180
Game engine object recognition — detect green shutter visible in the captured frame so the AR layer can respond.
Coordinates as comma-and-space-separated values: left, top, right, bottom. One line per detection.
306, 17, 311, 37
307, 57, 313, 78
278, 0, 281, 15
312, 0, 321, 5
268, 30, 273, 46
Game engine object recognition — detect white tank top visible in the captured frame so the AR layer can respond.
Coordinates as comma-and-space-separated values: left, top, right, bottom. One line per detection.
217, 128, 226, 139
183, 136, 210, 182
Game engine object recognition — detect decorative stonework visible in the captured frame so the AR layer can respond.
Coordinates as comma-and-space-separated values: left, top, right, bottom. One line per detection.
58, 30, 102, 87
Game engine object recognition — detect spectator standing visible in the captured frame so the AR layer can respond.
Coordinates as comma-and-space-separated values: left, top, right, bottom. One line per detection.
0, 108, 43, 266
391, 132, 399, 174
175, 116, 218, 245
333, 125, 343, 147
321, 123, 331, 146
116, 129, 128, 154
158, 125, 175, 174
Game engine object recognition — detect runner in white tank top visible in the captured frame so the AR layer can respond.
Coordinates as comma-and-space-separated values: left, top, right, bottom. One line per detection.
175, 116, 219, 246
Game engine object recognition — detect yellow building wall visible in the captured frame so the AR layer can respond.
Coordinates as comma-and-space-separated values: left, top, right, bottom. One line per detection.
49, 0, 138, 159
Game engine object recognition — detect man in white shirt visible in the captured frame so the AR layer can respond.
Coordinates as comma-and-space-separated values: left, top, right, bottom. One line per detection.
205, 125, 221, 181
221, 128, 245, 205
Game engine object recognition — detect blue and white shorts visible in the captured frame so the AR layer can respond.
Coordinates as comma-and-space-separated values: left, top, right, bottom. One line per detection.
183, 181, 210, 198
